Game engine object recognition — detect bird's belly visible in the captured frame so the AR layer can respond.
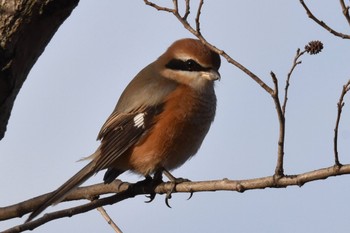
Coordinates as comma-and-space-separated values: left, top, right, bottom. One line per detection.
128, 119, 211, 175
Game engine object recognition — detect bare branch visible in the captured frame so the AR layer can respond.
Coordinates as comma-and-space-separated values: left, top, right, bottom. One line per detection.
183, 0, 190, 20
282, 49, 305, 115
299, 0, 350, 39
271, 41, 323, 177
1, 190, 132, 233
339, 0, 350, 26
195, 0, 204, 33
334, 79, 350, 165
143, 0, 174, 13
270, 72, 285, 176
173, 0, 179, 13
0, 180, 125, 221
3, 163, 350, 232
97, 207, 123, 233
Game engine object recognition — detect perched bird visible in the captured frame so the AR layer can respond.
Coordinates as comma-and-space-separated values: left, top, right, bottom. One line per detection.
27, 38, 221, 222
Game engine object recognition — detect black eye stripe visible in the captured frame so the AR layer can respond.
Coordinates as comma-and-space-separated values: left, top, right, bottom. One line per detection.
165, 59, 210, 72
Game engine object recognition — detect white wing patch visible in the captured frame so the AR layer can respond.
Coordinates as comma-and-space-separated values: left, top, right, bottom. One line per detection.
133, 113, 145, 128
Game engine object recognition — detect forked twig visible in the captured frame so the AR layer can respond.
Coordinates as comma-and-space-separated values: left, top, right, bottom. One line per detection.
272, 41, 323, 176
270, 50, 305, 177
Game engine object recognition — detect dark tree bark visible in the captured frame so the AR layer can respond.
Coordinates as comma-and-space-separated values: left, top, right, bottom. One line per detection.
0, 0, 79, 140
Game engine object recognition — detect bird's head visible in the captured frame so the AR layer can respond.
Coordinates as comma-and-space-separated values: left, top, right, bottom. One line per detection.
157, 38, 221, 91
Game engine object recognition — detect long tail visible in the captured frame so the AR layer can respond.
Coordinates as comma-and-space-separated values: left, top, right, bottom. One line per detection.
26, 160, 97, 222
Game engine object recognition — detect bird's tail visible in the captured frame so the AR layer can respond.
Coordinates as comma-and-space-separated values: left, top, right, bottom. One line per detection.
26, 160, 97, 222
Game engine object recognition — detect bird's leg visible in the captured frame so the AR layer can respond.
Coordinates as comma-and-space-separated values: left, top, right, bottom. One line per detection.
143, 170, 164, 203
135, 174, 153, 186
162, 168, 192, 208
153, 169, 164, 184
162, 169, 191, 183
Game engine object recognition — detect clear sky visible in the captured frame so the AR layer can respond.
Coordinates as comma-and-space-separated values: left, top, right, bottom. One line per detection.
1, 1, 350, 232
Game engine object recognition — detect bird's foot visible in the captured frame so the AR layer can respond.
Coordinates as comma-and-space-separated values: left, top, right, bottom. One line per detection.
139, 169, 193, 206
162, 170, 192, 208
140, 171, 164, 203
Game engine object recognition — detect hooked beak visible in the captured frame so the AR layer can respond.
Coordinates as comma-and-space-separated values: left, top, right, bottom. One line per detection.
202, 69, 221, 81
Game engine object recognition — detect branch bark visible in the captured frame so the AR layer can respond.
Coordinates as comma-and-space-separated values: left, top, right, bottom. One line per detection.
339, 0, 350, 27
334, 80, 350, 165
1, 163, 350, 233
0, 0, 79, 140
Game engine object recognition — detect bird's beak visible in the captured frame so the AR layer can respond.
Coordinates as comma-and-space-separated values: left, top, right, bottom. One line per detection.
202, 70, 221, 81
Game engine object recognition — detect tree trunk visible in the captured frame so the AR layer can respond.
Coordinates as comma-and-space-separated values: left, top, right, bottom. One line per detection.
0, 0, 79, 140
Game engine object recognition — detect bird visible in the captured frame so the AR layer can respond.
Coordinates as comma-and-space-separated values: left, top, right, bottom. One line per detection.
26, 38, 221, 222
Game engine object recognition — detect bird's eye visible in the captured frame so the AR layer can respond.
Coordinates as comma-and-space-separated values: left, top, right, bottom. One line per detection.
185, 59, 201, 71
185, 59, 195, 71
165, 58, 208, 72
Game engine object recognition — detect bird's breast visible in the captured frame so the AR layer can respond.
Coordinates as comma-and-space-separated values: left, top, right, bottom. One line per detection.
128, 84, 216, 175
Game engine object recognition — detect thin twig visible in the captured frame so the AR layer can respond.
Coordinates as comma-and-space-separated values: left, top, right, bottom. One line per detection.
143, 0, 174, 12
3, 163, 350, 233
173, 0, 179, 13
299, 0, 350, 39
270, 72, 285, 177
195, 0, 204, 33
183, 0, 190, 20
282, 49, 306, 115
339, 0, 350, 26
334, 79, 350, 166
97, 207, 123, 233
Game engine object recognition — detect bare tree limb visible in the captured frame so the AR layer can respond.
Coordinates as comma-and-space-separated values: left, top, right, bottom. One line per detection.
3, 163, 350, 232
334, 80, 350, 165
275, 49, 305, 176
299, 0, 350, 39
143, 0, 174, 12
97, 207, 123, 233
339, 0, 350, 27
271, 50, 305, 176
270, 72, 285, 177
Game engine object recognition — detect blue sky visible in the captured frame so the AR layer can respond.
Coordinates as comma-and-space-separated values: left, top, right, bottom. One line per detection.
1, 1, 350, 232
